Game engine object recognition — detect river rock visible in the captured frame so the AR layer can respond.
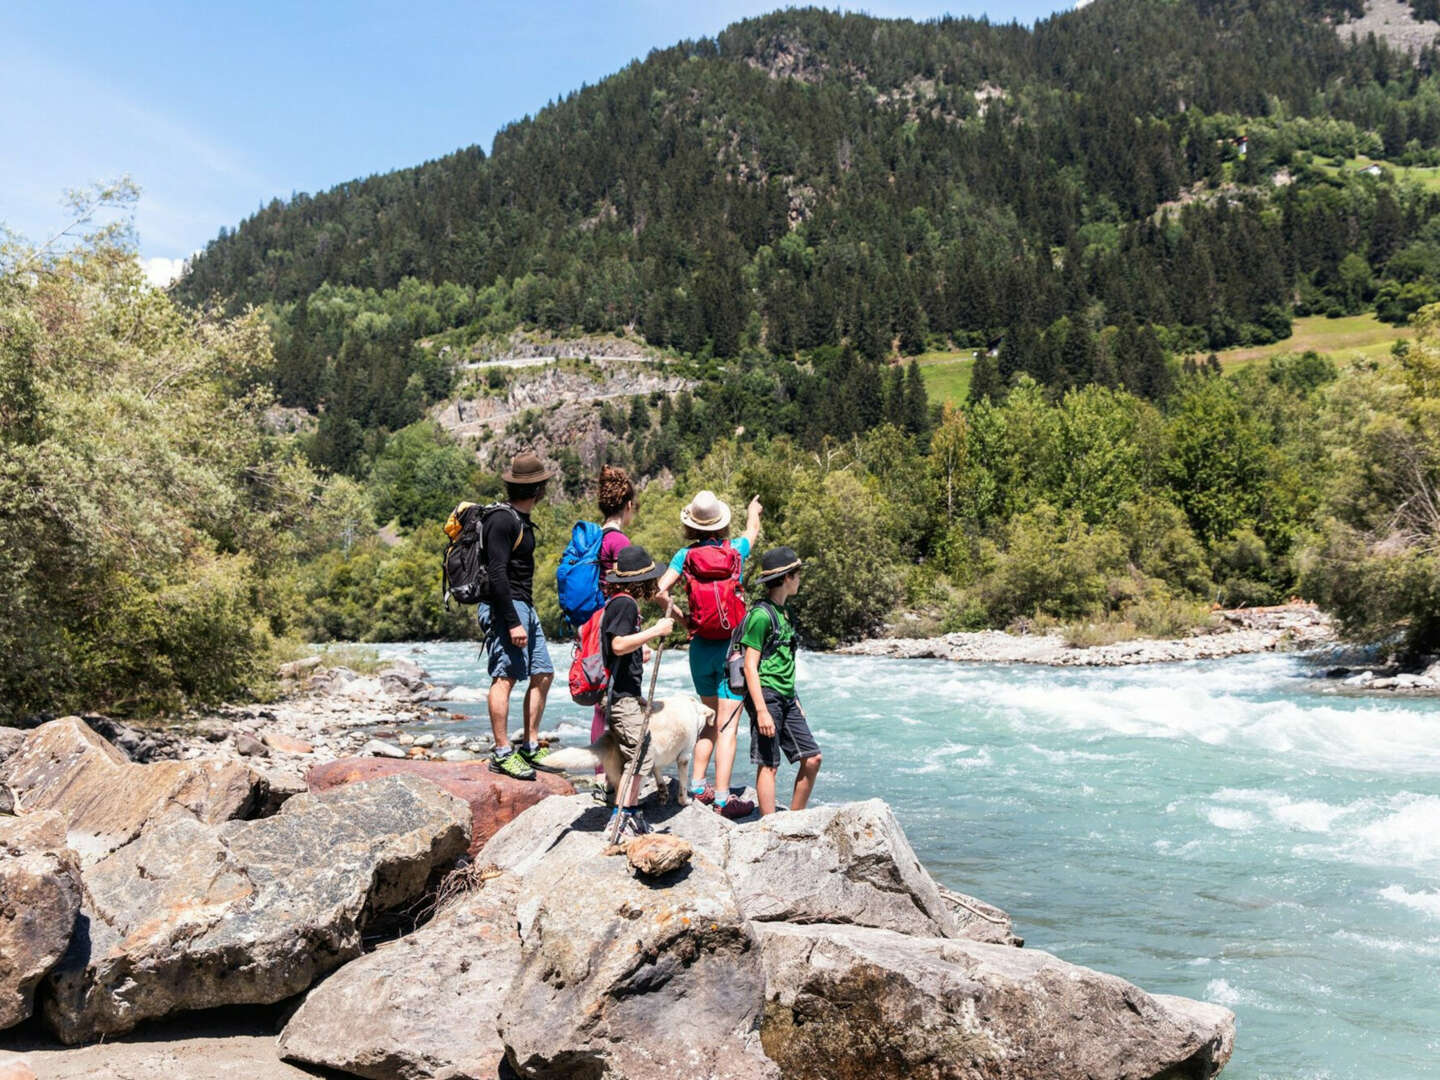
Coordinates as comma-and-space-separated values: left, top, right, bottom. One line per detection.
724, 799, 957, 937
261, 732, 313, 755
362, 739, 407, 758
0, 1060, 35, 1080
40, 774, 470, 1044
0, 812, 82, 1030
756, 921, 1234, 1080
309, 758, 574, 857
500, 847, 776, 1080
0, 717, 260, 863
0, 729, 25, 765
625, 833, 693, 876
234, 732, 268, 756
280, 874, 523, 1079
412, 734, 436, 748
938, 885, 1020, 946
277, 656, 322, 680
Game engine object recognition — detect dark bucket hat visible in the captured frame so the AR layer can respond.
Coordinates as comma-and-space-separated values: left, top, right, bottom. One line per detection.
755, 546, 803, 585
604, 544, 665, 585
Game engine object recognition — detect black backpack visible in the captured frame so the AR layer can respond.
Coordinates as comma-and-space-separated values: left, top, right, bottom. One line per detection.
441, 502, 523, 607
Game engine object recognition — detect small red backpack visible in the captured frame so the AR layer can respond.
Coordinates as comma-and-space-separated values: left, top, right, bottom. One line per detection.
683, 543, 746, 640
568, 601, 614, 706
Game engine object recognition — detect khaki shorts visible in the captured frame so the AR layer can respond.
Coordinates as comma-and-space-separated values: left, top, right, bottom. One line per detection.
608, 695, 656, 776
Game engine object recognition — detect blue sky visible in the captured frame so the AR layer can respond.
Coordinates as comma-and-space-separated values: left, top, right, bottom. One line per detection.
1, 1, 1072, 280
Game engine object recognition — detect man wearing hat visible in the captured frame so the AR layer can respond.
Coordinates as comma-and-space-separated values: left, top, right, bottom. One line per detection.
482, 451, 559, 781
739, 546, 822, 816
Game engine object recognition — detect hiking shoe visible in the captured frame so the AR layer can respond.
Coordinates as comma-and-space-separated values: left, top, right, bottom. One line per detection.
489, 750, 535, 781
717, 796, 755, 820
612, 809, 652, 838
690, 780, 716, 805
520, 743, 564, 773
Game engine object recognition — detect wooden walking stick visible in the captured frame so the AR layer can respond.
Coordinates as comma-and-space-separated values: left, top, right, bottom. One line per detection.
607, 639, 666, 845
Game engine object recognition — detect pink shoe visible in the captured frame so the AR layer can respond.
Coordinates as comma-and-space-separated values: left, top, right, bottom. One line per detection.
717, 797, 755, 820
691, 780, 716, 805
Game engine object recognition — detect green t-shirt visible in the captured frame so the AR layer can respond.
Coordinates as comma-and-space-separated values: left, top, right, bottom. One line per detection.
739, 601, 796, 698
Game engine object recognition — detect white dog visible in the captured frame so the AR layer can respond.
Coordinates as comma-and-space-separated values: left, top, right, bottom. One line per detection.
543, 695, 714, 805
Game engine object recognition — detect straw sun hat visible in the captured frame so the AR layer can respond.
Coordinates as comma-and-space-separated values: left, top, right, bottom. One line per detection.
679, 489, 731, 532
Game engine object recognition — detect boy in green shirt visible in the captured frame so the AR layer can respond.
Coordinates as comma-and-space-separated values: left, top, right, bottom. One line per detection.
741, 547, 821, 816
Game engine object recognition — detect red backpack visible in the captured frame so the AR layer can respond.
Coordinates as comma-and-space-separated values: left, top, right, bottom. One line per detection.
568, 602, 613, 706
683, 543, 746, 641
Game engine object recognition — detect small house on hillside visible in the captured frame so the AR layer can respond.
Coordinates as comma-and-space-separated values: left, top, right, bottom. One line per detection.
1361, 163, 1384, 178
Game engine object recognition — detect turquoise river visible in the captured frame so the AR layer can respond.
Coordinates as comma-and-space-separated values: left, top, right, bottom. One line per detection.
372, 643, 1440, 1080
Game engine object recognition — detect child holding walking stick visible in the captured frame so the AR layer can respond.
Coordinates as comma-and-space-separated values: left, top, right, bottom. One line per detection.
600, 544, 673, 838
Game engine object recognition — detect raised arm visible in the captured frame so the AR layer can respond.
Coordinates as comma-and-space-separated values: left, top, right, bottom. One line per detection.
741, 496, 763, 549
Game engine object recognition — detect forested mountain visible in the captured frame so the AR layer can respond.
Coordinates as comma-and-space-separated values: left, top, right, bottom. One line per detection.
182, 0, 1438, 359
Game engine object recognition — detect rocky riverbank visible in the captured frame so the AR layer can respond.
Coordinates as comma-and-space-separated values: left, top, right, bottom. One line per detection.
0, 660, 1238, 1079
844, 602, 1337, 666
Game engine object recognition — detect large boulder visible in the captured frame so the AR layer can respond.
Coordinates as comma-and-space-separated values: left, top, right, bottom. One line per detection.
0, 728, 25, 765
279, 874, 523, 1079
500, 848, 777, 1080
0, 718, 260, 863
0, 812, 82, 1030
724, 799, 958, 937
40, 774, 470, 1044
756, 921, 1235, 1080
309, 757, 574, 857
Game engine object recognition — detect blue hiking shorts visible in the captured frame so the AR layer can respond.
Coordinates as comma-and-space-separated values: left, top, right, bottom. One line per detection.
688, 636, 743, 701
477, 599, 554, 681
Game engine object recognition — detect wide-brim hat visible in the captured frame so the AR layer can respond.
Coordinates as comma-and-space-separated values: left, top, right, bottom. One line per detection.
680, 489, 731, 532
755, 546, 803, 585
502, 451, 555, 485
605, 544, 665, 585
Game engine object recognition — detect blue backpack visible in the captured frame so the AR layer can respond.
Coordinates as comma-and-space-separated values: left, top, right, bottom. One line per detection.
556, 522, 610, 627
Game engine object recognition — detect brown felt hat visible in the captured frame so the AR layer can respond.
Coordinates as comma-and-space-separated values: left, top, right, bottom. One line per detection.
501, 451, 555, 485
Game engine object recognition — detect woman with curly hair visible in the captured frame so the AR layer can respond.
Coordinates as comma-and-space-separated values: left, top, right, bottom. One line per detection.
591, 465, 637, 753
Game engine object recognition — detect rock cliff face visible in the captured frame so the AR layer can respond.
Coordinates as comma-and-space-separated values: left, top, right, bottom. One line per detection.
434, 357, 693, 478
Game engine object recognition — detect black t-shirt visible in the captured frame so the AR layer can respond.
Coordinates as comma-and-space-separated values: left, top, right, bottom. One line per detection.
600, 594, 645, 699
481, 505, 535, 629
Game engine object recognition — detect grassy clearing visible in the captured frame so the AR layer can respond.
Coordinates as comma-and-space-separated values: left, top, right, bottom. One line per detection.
1314, 155, 1440, 192
915, 349, 976, 404
1214, 312, 1410, 369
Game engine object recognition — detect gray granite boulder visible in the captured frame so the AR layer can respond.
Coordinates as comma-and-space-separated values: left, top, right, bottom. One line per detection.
279, 874, 523, 1079
500, 847, 777, 1080
756, 921, 1235, 1080
40, 774, 470, 1044
0, 812, 82, 1030
724, 799, 958, 936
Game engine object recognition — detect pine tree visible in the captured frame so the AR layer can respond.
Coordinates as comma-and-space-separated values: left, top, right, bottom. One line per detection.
903, 359, 930, 436
884, 363, 906, 426
629, 394, 651, 431
969, 352, 1002, 402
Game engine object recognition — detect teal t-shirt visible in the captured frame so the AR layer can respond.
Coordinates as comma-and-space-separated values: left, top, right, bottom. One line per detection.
739, 601, 796, 698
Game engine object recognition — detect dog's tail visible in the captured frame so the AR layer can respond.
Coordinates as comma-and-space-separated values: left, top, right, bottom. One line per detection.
539, 742, 605, 773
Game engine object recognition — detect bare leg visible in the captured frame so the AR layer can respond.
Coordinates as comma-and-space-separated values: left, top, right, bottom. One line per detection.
791, 753, 822, 811
489, 677, 515, 749
713, 698, 742, 798
690, 694, 720, 788
756, 765, 778, 816
522, 673, 553, 744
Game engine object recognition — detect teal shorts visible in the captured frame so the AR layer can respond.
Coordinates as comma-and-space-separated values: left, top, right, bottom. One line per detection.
688, 636, 743, 701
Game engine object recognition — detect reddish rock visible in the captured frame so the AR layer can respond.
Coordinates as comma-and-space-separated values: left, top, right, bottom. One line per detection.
0, 1058, 36, 1080
262, 732, 313, 755
307, 758, 574, 856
